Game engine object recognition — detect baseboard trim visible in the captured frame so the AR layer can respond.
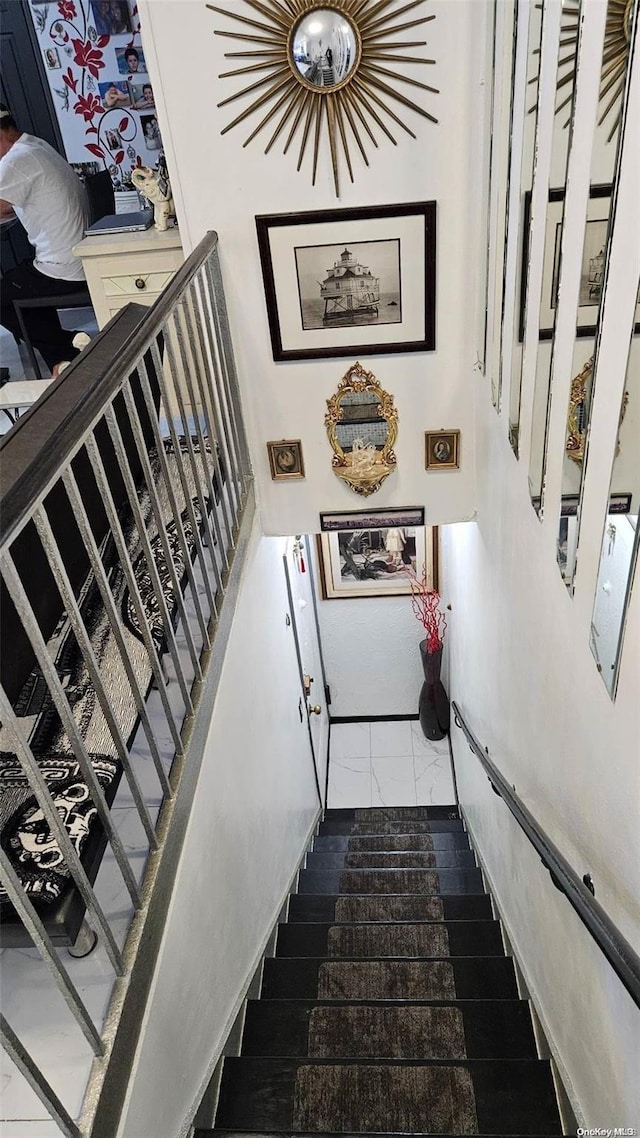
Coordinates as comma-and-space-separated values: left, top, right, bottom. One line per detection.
459, 804, 584, 1134
183, 806, 322, 1137
330, 713, 419, 723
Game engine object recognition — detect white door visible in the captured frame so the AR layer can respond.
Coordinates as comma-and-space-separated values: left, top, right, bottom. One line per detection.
283, 536, 330, 806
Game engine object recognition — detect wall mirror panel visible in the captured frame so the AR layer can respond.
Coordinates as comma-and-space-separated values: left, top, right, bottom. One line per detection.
555, 0, 638, 586
590, 324, 639, 697
527, 0, 582, 514
486, 0, 518, 411
509, 0, 544, 456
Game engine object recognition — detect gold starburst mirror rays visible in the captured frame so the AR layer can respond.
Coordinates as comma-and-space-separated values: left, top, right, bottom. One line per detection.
535, 0, 637, 141
206, 0, 438, 196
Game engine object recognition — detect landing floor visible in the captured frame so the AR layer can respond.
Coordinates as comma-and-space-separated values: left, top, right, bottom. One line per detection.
328, 720, 455, 810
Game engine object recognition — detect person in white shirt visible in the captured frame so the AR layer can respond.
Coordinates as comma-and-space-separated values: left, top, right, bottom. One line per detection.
0, 105, 89, 375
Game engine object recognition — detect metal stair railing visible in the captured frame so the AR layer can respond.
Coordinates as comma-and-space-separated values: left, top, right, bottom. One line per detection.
452, 701, 640, 1007
0, 231, 254, 1138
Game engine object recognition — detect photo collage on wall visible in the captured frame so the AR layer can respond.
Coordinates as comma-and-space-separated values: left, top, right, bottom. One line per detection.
30, 0, 163, 199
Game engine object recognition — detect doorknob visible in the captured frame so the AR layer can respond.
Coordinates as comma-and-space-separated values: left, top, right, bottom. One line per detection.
308, 704, 322, 716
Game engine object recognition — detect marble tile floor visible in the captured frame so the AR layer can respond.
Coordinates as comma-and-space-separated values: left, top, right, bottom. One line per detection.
328, 719, 456, 809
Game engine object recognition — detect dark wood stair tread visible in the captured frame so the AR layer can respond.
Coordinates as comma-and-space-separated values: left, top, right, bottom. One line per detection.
261, 956, 519, 1001
288, 894, 494, 924
241, 998, 539, 1059
276, 920, 504, 959
213, 1057, 563, 1134
298, 867, 485, 895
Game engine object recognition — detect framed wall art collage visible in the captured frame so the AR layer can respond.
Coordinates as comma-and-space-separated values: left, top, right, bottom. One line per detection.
217, 3, 458, 596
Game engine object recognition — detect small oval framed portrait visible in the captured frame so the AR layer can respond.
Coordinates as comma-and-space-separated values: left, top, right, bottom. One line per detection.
267, 439, 305, 480
425, 429, 460, 471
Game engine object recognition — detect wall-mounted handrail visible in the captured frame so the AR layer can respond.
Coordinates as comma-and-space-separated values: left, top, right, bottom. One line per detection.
452, 701, 640, 1008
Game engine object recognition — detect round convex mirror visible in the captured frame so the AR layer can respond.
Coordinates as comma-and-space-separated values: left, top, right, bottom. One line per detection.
291, 9, 359, 89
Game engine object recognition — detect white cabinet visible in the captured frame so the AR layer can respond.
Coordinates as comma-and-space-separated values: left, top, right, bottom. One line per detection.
72, 227, 184, 329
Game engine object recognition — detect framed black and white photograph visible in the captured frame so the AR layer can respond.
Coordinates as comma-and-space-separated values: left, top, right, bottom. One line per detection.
319, 506, 425, 533
267, 439, 305, 480
317, 525, 438, 600
425, 429, 460, 471
520, 185, 639, 340
256, 202, 436, 361
44, 47, 61, 69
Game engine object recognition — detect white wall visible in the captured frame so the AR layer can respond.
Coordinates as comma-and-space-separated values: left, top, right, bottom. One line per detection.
314, 535, 451, 718
118, 523, 321, 1137
443, 355, 640, 1127
138, 0, 489, 536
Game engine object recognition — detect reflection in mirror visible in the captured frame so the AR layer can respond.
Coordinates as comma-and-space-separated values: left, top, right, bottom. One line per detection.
590, 329, 639, 697
528, 0, 582, 514
509, 0, 544, 455
291, 9, 359, 88
335, 391, 389, 454
555, 1, 638, 586
325, 362, 397, 497
485, 0, 517, 410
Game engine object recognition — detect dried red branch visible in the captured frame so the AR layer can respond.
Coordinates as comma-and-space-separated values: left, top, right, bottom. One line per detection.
404, 565, 447, 653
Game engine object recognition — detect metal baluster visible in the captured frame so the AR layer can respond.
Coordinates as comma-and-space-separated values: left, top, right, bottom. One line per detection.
120, 383, 203, 681
162, 312, 223, 572
33, 508, 158, 849
0, 690, 123, 974
1, 557, 142, 909
206, 249, 251, 483
104, 405, 194, 715
0, 848, 103, 1054
62, 470, 172, 799
183, 280, 240, 555
172, 297, 232, 561
136, 352, 213, 645
196, 264, 244, 517
1, 1015, 82, 1138
83, 433, 184, 757
148, 338, 222, 615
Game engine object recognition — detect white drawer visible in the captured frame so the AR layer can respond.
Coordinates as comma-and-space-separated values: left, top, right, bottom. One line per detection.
103, 268, 177, 299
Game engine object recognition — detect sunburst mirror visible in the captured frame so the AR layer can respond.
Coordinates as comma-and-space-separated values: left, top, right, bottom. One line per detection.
534, 0, 636, 141
207, 0, 438, 196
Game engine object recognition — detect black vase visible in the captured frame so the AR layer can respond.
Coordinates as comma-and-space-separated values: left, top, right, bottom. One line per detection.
418, 641, 450, 741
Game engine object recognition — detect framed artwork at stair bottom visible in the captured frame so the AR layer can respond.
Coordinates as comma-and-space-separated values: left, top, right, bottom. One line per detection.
317, 525, 438, 600
256, 202, 436, 362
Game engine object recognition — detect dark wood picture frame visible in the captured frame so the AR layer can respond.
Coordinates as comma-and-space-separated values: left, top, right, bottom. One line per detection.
256, 202, 436, 362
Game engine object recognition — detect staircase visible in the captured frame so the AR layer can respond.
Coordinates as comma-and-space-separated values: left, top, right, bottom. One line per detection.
202, 806, 563, 1135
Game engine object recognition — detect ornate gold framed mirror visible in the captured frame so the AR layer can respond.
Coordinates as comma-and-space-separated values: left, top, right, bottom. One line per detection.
325, 361, 397, 496
207, 1, 438, 196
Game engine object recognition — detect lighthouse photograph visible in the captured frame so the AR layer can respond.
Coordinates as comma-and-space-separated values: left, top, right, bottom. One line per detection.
294, 239, 402, 330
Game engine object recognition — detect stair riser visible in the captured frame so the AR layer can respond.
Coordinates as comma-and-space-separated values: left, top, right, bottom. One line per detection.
298, 868, 484, 895
276, 921, 504, 959
241, 999, 539, 1060
319, 819, 464, 835
324, 808, 460, 821
306, 850, 476, 871
313, 832, 472, 852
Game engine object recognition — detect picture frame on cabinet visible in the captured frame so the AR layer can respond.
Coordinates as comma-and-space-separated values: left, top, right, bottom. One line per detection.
266, 439, 305, 480
256, 202, 436, 362
425, 429, 460, 471
317, 525, 438, 600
